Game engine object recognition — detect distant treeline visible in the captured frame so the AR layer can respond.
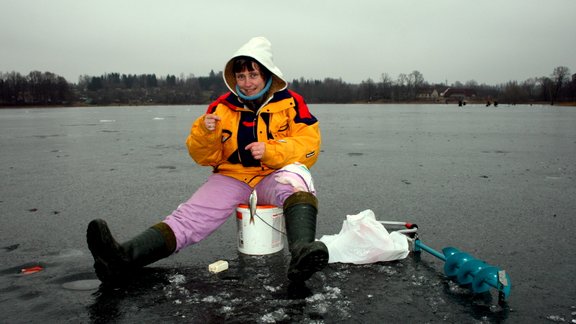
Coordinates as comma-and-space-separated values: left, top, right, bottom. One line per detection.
0, 71, 72, 106
1, 66, 574, 107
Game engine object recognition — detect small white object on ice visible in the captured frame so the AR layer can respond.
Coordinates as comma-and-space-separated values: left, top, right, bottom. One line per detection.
208, 260, 229, 273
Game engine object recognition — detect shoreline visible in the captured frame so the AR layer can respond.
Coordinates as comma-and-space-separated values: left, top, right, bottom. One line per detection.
1, 101, 575, 109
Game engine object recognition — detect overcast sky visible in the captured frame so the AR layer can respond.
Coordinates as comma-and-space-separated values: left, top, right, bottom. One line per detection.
1, 0, 575, 85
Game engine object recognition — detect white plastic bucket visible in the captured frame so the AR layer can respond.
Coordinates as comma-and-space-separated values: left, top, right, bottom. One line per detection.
236, 204, 284, 255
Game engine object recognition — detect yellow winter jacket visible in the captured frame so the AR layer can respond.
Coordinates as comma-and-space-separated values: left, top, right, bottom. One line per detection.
186, 89, 321, 187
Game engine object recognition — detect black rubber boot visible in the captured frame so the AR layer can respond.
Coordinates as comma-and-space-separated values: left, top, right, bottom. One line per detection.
283, 192, 329, 282
86, 219, 176, 283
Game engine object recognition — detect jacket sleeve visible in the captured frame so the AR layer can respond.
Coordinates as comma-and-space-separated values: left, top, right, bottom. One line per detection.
262, 93, 321, 169
186, 109, 224, 166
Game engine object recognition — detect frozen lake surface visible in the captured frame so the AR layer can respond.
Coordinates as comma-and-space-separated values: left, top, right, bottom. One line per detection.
1, 104, 575, 323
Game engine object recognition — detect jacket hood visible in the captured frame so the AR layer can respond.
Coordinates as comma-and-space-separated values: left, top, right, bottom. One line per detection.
223, 37, 287, 96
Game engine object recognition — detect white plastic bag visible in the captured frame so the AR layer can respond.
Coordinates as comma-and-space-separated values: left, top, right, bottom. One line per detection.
319, 209, 409, 264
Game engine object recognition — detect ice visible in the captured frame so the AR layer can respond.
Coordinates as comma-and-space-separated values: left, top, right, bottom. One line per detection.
426, 295, 446, 313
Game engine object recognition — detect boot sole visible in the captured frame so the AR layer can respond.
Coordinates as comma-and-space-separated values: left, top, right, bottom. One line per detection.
87, 219, 119, 259
288, 242, 329, 282
86, 219, 125, 282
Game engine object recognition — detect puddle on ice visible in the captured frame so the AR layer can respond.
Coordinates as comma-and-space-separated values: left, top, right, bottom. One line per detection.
53, 248, 84, 259
22, 253, 512, 322
61, 279, 100, 291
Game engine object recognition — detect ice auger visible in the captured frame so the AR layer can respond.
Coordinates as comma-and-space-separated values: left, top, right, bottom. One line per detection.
381, 221, 512, 304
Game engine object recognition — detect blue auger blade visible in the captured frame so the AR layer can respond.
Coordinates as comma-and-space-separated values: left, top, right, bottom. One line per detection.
413, 239, 512, 301
472, 267, 512, 299
442, 247, 460, 258
456, 259, 487, 286
443, 250, 474, 278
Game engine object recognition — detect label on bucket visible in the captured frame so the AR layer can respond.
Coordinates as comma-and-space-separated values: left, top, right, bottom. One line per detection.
236, 205, 284, 255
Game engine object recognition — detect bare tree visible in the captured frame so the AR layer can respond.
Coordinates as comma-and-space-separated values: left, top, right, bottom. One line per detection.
395, 73, 409, 100
502, 81, 527, 104
551, 66, 570, 103
537, 77, 554, 102
408, 70, 425, 99
380, 73, 393, 100
465, 80, 478, 88
521, 78, 538, 100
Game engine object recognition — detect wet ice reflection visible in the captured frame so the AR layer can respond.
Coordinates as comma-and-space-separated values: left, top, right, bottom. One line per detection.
80, 253, 507, 323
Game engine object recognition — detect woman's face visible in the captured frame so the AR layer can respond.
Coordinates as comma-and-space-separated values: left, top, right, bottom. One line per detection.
235, 62, 266, 97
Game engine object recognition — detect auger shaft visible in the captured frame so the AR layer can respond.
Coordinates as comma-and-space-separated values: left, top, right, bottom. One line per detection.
413, 239, 445, 261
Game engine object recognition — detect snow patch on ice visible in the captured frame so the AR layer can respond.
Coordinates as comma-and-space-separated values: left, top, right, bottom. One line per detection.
202, 295, 221, 303
168, 274, 186, 285
261, 308, 288, 323
263, 285, 282, 293
546, 314, 566, 322
446, 280, 469, 295
164, 273, 192, 303
304, 285, 350, 319
410, 274, 426, 286
376, 265, 398, 275
305, 286, 342, 303
220, 305, 234, 314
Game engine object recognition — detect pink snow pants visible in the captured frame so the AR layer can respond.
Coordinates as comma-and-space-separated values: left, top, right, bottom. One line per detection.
162, 169, 314, 251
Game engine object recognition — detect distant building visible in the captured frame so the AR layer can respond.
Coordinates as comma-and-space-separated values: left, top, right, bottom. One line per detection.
440, 88, 477, 100
416, 88, 440, 100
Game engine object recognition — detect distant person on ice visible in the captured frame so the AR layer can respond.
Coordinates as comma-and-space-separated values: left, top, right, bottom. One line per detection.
86, 36, 328, 284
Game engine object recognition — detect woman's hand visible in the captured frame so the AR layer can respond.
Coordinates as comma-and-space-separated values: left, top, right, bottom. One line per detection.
203, 114, 221, 131
245, 142, 266, 160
